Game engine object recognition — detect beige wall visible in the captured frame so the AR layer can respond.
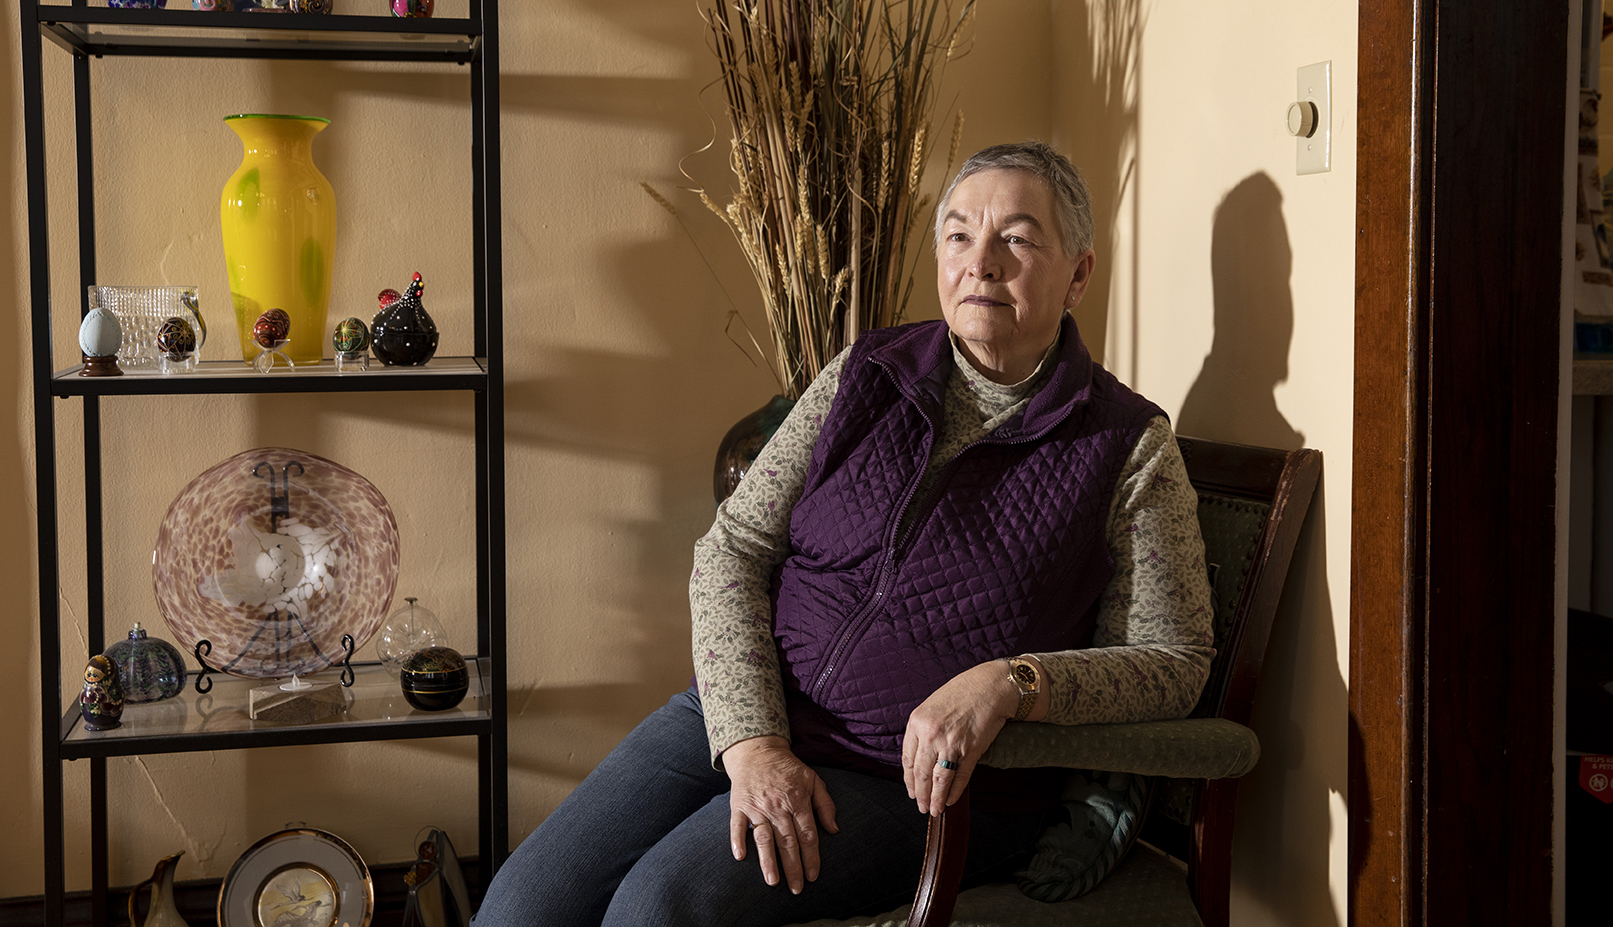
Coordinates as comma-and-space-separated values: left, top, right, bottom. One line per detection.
1065, 5, 1358, 925
2, 1, 1355, 919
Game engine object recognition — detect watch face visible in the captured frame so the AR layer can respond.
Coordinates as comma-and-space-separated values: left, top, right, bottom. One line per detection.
1011, 663, 1038, 688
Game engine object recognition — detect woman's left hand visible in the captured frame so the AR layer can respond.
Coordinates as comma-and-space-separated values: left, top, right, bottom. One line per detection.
901, 660, 1025, 815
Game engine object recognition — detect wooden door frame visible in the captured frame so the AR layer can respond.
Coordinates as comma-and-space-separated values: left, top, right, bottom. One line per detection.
1351, 2, 1566, 925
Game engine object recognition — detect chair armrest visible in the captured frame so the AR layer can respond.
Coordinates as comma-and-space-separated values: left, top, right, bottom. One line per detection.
978, 718, 1261, 779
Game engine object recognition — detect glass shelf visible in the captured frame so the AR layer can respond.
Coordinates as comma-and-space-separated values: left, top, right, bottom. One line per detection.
35, 8, 481, 63
49, 355, 489, 395
61, 658, 491, 758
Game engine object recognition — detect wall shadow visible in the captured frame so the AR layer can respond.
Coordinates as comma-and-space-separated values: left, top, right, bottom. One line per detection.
1178, 172, 1304, 450
1178, 171, 1345, 927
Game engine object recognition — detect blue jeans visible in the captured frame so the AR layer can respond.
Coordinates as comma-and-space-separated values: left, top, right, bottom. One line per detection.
474, 688, 1045, 927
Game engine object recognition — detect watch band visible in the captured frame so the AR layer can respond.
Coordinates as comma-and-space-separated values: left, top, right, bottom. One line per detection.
1005, 657, 1039, 721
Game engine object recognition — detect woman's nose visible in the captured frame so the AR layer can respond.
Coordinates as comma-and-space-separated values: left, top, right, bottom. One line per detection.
968, 243, 1001, 280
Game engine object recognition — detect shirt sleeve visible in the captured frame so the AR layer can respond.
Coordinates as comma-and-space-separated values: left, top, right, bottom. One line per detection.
690, 350, 849, 766
1029, 416, 1217, 725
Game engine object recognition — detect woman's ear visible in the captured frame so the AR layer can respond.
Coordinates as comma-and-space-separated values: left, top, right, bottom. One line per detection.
1065, 249, 1097, 308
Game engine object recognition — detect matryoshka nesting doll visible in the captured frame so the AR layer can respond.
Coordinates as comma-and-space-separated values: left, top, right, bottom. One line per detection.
81, 654, 126, 731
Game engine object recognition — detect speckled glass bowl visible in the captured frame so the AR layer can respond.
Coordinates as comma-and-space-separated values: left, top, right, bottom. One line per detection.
152, 447, 399, 678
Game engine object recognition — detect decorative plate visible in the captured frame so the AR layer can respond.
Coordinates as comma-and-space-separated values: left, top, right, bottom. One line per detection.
218, 827, 373, 927
153, 447, 399, 678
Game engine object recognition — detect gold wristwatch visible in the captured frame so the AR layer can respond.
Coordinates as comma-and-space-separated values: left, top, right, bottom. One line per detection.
1005, 656, 1040, 721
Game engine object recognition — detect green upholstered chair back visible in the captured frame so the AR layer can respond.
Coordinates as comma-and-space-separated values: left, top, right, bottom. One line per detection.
1142, 437, 1322, 924
1193, 493, 1270, 717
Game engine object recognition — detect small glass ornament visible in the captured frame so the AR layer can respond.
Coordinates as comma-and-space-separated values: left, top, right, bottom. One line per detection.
376, 597, 447, 677
251, 308, 295, 373
390, 0, 433, 17
81, 654, 126, 731
109, 0, 167, 7
156, 316, 198, 375
400, 646, 468, 711
195, 0, 234, 9
333, 317, 371, 373
289, 0, 333, 11
105, 623, 189, 702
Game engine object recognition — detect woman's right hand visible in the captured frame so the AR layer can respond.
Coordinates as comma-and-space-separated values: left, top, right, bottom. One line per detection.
721, 735, 839, 894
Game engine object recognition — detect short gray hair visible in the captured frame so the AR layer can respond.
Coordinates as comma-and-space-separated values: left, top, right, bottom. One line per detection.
933, 140, 1094, 258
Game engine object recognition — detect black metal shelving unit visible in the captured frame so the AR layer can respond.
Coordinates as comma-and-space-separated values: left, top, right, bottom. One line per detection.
19, 4, 506, 925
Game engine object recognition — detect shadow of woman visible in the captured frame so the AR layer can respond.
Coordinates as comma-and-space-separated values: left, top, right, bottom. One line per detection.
1177, 172, 1304, 450
1178, 172, 1348, 927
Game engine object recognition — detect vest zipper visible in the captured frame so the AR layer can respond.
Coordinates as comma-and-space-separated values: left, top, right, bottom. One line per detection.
807, 425, 935, 703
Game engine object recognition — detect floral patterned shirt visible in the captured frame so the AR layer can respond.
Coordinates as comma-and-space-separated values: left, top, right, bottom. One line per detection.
691, 334, 1215, 766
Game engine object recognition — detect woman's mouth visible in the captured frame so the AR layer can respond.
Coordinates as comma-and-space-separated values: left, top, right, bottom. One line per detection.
963, 295, 1005, 306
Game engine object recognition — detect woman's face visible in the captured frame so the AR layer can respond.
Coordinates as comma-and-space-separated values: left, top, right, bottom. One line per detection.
936, 169, 1094, 382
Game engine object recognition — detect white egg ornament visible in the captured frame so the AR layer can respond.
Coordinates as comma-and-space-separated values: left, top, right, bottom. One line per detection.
78, 305, 124, 378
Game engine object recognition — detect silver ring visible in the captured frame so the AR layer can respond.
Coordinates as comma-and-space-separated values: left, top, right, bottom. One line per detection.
937, 759, 959, 771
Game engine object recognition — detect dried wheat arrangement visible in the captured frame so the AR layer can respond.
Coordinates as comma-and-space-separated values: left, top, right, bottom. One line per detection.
699, 0, 976, 400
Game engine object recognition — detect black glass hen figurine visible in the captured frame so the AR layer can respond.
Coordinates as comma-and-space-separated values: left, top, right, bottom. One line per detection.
372, 272, 440, 366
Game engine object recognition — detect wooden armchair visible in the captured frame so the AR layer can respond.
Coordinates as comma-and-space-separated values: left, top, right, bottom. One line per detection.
791, 436, 1322, 927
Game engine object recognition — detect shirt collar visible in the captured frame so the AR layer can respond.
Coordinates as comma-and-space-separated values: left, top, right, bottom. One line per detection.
948, 320, 1064, 404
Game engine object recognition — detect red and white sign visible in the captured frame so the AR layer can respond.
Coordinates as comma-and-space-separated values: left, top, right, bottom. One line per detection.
1580, 755, 1613, 804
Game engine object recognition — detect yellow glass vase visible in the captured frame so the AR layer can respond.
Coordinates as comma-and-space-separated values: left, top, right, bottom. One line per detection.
220, 114, 336, 366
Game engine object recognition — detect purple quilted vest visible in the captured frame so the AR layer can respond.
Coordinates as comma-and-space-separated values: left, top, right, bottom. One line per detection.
773, 315, 1164, 775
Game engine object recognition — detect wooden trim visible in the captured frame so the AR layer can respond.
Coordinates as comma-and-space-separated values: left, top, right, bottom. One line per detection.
1352, 3, 1566, 925
1351, 1, 1426, 922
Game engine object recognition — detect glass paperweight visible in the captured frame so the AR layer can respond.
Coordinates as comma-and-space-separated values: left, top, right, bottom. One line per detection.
377, 597, 446, 677
152, 447, 399, 679
88, 285, 204, 371
400, 646, 468, 711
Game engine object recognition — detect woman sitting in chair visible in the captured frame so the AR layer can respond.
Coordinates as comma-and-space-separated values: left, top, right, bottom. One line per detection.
475, 141, 1214, 927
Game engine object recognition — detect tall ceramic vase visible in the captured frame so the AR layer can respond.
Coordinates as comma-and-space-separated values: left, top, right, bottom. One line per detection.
220, 114, 336, 366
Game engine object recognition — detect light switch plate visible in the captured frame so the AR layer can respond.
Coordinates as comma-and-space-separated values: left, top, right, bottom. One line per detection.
1297, 61, 1331, 175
